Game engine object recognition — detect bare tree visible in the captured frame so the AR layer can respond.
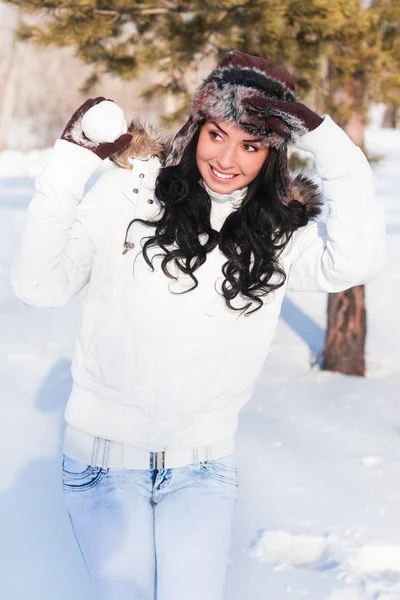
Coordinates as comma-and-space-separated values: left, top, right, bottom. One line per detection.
322, 90, 367, 376
0, 5, 18, 149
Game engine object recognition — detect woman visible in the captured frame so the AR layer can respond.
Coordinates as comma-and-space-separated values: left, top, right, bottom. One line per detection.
11, 51, 386, 600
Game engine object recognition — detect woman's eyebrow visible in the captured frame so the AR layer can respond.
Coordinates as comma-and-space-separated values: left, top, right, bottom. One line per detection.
243, 138, 263, 143
209, 121, 227, 135
209, 121, 263, 144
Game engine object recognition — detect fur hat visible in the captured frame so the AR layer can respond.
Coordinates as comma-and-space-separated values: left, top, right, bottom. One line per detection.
165, 50, 309, 168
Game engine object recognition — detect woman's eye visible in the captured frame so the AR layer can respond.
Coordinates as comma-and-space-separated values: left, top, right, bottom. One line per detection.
209, 131, 222, 141
243, 144, 258, 152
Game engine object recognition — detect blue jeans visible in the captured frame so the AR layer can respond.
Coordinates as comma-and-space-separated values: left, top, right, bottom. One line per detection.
62, 453, 239, 600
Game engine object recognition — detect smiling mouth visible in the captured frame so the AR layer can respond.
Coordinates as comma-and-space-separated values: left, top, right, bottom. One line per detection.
209, 165, 238, 180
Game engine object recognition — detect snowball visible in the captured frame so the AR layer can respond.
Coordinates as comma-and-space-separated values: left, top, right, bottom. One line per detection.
249, 530, 329, 568
81, 101, 128, 144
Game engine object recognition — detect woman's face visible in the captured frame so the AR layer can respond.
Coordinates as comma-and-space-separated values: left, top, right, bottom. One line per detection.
196, 119, 269, 194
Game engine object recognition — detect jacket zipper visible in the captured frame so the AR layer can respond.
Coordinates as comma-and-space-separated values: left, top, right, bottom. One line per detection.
122, 242, 135, 255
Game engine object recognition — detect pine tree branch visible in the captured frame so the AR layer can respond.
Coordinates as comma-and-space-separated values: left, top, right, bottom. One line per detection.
92, 9, 120, 22
216, 10, 228, 24
93, 6, 190, 18
135, 8, 176, 14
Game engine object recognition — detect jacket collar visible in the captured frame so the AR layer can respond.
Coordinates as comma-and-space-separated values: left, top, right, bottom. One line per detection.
111, 118, 170, 171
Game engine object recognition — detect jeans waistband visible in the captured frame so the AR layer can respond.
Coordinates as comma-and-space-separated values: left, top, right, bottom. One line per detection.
63, 425, 235, 470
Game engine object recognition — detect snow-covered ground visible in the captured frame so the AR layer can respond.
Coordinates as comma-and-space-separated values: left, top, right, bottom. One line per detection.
0, 126, 399, 600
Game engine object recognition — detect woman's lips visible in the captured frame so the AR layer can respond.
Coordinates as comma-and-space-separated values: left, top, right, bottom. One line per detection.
208, 164, 239, 183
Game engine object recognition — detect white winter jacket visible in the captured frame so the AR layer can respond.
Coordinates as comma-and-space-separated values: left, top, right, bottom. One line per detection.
11, 115, 387, 451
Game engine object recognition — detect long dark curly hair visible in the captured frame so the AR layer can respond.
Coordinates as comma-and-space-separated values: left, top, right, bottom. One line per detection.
126, 126, 310, 315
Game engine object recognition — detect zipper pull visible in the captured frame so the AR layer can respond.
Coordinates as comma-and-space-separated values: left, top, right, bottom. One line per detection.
122, 242, 135, 255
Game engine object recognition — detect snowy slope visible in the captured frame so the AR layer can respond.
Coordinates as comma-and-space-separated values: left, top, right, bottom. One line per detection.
0, 126, 399, 600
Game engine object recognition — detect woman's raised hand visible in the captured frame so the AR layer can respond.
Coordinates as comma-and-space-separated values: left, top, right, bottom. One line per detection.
61, 97, 132, 160
242, 96, 323, 136
217, 52, 323, 137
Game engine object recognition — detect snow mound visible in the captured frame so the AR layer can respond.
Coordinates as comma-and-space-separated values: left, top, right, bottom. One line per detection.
359, 456, 384, 468
325, 586, 400, 600
353, 544, 400, 576
325, 588, 362, 600
250, 530, 329, 568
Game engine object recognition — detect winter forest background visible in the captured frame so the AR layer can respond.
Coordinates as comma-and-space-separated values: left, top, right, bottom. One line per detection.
0, 2, 172, 150
1, 1, 400, 599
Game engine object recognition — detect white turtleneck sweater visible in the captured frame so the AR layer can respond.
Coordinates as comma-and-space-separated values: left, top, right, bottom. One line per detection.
11, 115, 386, 453
200, 180, 247, 230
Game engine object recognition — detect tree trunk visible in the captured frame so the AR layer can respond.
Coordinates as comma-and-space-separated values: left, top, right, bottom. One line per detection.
321, 108, 367, 376
322, 286, 366, 375
0, 27, 18, 150
382, 105, 398, 129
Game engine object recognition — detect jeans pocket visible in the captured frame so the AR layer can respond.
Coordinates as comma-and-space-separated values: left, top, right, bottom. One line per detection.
198, 454, 239, 487
62, 455, 106, 493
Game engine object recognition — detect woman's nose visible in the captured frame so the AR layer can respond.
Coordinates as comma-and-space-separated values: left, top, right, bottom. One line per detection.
216, 147, 236, 170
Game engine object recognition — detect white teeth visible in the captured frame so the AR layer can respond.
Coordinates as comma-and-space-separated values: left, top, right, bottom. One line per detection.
211, 166, 235, 179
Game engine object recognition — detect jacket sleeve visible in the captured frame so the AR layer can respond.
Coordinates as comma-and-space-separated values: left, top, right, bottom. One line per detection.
285, 115, 387, 293
10, 139, 104, 308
